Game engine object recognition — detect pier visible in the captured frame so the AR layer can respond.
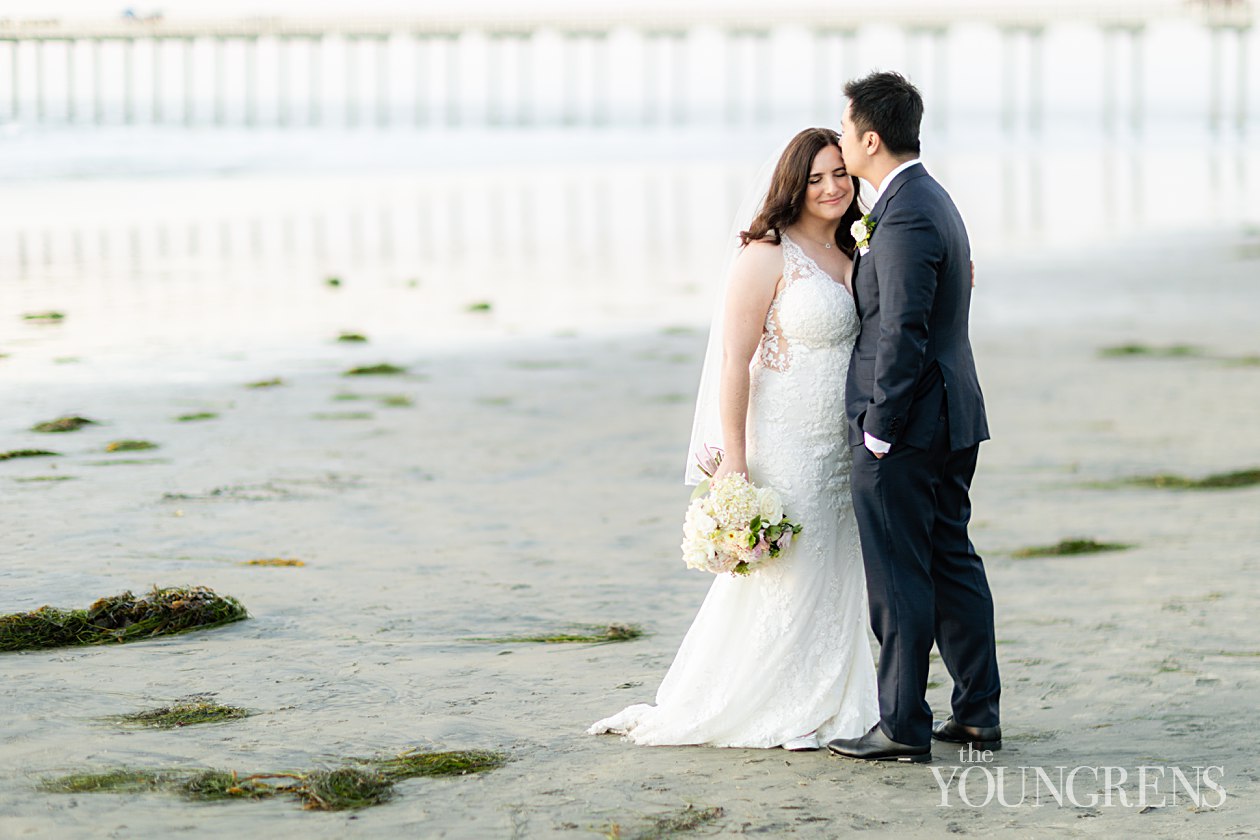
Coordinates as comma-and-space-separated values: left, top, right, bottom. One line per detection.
0, 1, 1253, 132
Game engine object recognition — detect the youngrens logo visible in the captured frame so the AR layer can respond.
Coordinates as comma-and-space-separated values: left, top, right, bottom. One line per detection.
932, 745, 1227, 809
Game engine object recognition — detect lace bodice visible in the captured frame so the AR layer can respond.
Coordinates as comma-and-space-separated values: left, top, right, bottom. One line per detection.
759, 232, 859, 373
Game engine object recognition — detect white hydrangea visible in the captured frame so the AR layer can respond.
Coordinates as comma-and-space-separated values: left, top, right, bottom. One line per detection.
706, 474, 759, 530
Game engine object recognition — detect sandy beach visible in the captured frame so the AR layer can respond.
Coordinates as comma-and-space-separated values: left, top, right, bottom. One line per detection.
2, 228, 1259, 838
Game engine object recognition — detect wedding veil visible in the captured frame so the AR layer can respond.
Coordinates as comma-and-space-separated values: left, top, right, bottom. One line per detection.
682, 140, 789, 486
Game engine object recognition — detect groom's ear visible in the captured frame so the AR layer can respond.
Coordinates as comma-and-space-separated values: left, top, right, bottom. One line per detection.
863, 130, 882, 158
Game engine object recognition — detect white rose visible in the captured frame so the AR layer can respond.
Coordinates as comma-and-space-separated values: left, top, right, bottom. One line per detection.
850, 219, 868, 242
692, 511, 717, 535
757, 487, 784, 525
683, 545, 710, 570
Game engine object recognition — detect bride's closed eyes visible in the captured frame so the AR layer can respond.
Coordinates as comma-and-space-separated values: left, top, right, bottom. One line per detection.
809, 168, 847, 184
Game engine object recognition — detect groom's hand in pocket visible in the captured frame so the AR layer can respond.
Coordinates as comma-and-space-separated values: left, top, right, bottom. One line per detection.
864, 432, 891, 460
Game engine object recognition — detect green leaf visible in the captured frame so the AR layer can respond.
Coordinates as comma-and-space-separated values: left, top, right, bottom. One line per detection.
689, 479, 711, 502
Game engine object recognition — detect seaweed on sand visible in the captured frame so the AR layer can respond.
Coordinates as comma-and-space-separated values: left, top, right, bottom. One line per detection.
292, 767, 393, 811
355, 748, 509, 780
1104, 469, 1260, 490
181, 770, 276, 801
606, 805, 725, 840
38, 769, 171, 793
1098, 344, 1201, 358
31, 416, 97, 433
343, 363, 407, 376
336, 332, 368, 342
106, 440, 158, 452
111, 702, 254, 729
334, 393, 412, 407
468, 624, 644, 644
175, 412, 218, 422
0, 586, 248, 652
242, 558, 306, 567
38, 749, 507, 811
22, 311, 65, 322
0, 449, 59, 461
246, 377, 284, 388
1012, 538, 1133, 558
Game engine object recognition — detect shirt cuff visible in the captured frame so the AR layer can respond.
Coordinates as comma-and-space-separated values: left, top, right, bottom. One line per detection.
864, 433, 892, 454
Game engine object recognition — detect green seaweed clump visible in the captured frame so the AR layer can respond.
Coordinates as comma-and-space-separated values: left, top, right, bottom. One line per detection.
37, 747, 508, 811
246, 377, 284, 388
1099, 344, 1200, 358
1013, 538, 1133, 558
31, 416, 97, 433
337, 332, 368, 342
466, 301, 492, 312
326, 276, 342, 288
182, 770, 275, 801
175, 412, 218, 422
362, 749, 509, 781
607, 805, 725, 840
0, 449, 60, 461
106, 440, 158, 453
38, 769, 170, 794
1116, 469, 1260, 490
113, 702, 253, 729
22, 311, 65, 322
0, 586, 249, 652
294, 767, 393, 811
379, 395, 413, 407
344, 364, 407, 376
471, 624, 644, 644
242, 558, 306, 567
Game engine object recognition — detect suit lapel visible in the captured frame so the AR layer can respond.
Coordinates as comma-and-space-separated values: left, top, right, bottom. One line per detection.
853, 164, 927, 318
851, 250, 862, 310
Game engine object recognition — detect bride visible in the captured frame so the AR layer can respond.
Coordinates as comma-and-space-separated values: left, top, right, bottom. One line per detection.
587, 128, 880, 750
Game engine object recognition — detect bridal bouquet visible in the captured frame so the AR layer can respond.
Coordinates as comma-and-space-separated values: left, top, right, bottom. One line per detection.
681, 471, 803, 577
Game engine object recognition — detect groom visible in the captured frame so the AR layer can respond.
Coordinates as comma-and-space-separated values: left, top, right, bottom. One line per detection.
828, 72, 1001, 763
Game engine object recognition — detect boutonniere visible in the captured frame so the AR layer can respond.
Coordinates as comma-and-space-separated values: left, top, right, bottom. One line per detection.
851, 215, 875, 255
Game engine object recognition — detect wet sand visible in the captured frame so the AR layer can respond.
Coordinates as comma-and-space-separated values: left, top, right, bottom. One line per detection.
2, 233, 1259, 838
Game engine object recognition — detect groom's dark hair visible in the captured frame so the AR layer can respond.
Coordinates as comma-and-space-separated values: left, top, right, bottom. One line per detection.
844, 71, 923, 156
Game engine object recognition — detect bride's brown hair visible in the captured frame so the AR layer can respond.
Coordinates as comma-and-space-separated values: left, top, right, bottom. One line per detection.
739, 127, 864, 256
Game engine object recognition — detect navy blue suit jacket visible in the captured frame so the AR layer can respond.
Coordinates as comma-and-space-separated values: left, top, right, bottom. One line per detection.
845, 163, 989, 451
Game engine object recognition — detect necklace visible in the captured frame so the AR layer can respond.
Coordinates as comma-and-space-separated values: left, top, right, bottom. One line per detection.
790, 227, 835, 250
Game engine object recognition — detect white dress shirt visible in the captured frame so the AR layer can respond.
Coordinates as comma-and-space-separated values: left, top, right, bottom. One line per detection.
864, 158, 921, 456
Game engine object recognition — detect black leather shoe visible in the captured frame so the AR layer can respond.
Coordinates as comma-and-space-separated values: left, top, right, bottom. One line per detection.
826, 723, 931, 763
931, 716, 1002, 751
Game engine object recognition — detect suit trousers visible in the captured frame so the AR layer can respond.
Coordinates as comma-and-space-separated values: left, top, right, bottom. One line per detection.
850, 398, 1001, 746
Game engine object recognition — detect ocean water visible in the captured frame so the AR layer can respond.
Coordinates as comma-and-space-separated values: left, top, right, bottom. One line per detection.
1, 121, 1257, 384
2, 8, 1258, 380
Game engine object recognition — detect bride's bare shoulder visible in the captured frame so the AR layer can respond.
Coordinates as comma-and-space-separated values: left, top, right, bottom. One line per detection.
730, 236, 784, 290
738, 235, 783, 268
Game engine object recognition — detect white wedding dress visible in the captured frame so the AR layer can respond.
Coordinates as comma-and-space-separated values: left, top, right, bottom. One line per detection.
588, 233, 880, 748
